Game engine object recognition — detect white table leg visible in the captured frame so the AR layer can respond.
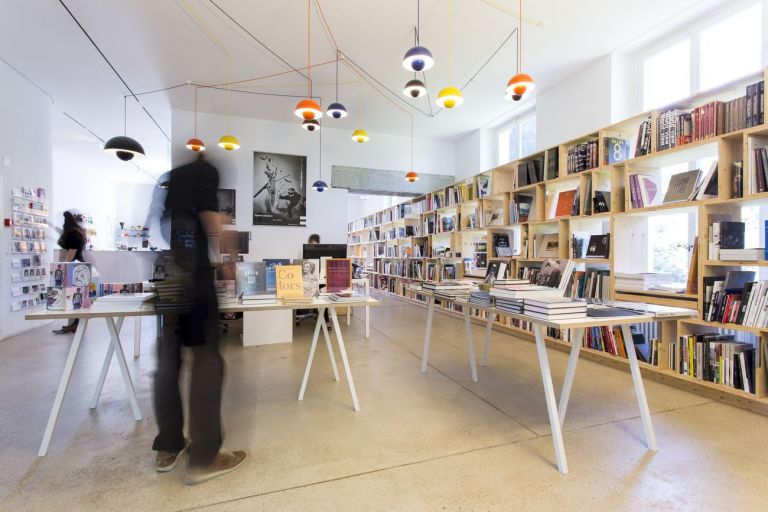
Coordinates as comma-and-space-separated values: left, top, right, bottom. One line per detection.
133, 316, 141, 358
346, 305, 351, 326
38, 318, 89, 456
480, 311, 494, 367
557, 328, 584, 426
330, 307, 360, 412
90, 316, 125, 409
298, 309, 324, 401
320, 314, 340, 381
420, 296, 435, 373
620, 324, 657, 451
105, 317, 142, 421
463, 307, 479, 383
365, 305, 370, 339
533, 324, 568, 474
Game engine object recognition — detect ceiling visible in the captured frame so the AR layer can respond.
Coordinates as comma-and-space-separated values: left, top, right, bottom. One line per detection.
0, 0, 727, 179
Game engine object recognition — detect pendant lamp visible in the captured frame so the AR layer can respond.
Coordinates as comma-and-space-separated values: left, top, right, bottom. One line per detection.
403, 77, 427, 98
302, 119, 320, 131
218, 134, 240, 151
218, 58, 240, 150
186, 86, 206, 151
405, 117, 419, 182
295, 0, 322, 122
326, 52, 348, 119
505, 0, 535, 101
436, 0, 463, 109
104, 96, 145, 161
403, 1, 433, 72
312, 122, 329, 191
351, 129, 370, 143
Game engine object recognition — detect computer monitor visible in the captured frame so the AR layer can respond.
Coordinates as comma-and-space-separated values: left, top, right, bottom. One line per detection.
302, 243, 347, 260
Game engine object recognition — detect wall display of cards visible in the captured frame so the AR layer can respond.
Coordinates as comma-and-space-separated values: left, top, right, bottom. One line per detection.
9, 187, 49, 312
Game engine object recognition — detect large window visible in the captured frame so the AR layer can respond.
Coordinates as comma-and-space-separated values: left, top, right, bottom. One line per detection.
641, 2, 764, 110
497, 111, 536, 165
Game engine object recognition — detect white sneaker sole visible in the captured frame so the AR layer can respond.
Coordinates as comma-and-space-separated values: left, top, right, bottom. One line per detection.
155, 442, 189, 473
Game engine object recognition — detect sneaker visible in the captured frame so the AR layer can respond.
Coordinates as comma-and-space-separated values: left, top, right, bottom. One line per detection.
185, 450, 247, 485
155, 440, 189, 473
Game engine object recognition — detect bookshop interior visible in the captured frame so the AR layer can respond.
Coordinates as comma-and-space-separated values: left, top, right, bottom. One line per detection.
2, 0, 768, 509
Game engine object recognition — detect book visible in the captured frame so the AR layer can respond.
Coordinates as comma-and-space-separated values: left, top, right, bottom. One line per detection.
694, 161, 718, 200
325, 258, 352, 293
275, 264, 303, 300
555, 189, 577, 217
586, 234, 610, 258
236, 262, 267, 297
603, 137, 630, 165
264, 259, 290, 291
593, 190, 610, 213
571, 231, 589, 259
719, 221, 745, 250
663, 169, 702, 203
732, 161, 743, 198
477, 175, 491, 197
524, 297, 587, 309
536, 233, 560, 258
292, 259, 320, 297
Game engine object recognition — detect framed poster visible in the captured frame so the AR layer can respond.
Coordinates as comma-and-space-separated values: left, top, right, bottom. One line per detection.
217, 189, 236, 224
252, 152, 307, 226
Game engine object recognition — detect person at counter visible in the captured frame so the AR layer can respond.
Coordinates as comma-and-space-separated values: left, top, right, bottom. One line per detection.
52, 210, 86, 335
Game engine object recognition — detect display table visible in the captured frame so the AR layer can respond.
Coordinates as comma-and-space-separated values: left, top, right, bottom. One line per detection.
418, 292, 696, 474
26, 296, 379, 456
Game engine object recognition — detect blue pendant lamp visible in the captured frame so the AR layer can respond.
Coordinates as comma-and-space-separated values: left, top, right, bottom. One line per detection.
402, 0, 433, 72
326, 52, 348, 119
312, 124, 329, 191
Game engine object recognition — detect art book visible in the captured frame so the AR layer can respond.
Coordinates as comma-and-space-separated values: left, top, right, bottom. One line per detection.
292, 259, 320, 297
263, 259, 290, 291
236, 261, 267, 297
275, 265, 304, 299
325, 258, 352, 293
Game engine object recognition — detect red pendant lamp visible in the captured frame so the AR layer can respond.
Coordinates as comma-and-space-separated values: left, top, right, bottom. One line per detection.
505, 0, 535, 101
186, 86, 205, 151
294, 0, 322, 122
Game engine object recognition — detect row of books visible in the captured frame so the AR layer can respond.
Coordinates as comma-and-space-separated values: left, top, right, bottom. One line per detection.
656, 110, 691, 151
674, 334, 756, 393
509, 195, 533, 223
445, 184, 473, 206
566, 140, 599, 174
566, 269, 610, 301
571, 232, 610, 259
705, 274, 768, 328
634, 117, 652, 157
518, 157, 545, 186
707, 221, 745, 261
749, 146, 768, 194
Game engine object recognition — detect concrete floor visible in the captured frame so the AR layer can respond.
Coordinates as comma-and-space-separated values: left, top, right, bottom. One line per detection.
1, 295, 767, 511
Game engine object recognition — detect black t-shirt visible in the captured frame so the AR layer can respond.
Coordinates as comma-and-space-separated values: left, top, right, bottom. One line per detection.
165, 159, 219, 273
60, 230, 85, 262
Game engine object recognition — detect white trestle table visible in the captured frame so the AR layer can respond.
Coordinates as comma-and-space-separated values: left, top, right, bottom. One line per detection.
26, 296, 379, 456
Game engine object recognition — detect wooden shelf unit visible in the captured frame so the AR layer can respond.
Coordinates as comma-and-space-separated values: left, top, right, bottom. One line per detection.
348, 67, 768, 414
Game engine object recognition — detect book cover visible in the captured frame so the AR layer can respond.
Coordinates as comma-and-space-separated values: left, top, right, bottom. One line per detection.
663, 169, 702, 203
517, 195, 533, 222
604, 137, 630, 164
635, 175, 659, 207
236, 262, 267, 297
275, 265, 304, 299
263, 259, 290, 291
326, 258, 352, 292
586, 234, 610, 258
720, 221, 745, 250
555, 190, 577, 217
538, 234, 560, 258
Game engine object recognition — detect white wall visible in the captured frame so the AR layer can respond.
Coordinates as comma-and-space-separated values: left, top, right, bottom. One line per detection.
171, 110, 454, 260
536, 55, 613, 149
347, 193, 404, 221
0, 61, 54, 339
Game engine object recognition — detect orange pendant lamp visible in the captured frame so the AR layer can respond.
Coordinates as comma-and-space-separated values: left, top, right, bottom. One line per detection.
294, 0, 322, 122
186, 86, 206, 152
505, 0, 535, 101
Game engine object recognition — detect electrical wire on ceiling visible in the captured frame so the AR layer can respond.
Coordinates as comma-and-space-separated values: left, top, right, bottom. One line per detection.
57, 0, 170, 142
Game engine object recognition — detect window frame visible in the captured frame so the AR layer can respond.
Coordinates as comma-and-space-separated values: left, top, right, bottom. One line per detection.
496, 107, 537, 166
638, 0, 766, 111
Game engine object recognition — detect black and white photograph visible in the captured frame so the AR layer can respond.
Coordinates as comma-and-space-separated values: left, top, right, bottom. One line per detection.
217, 188, 237, 224
534, 258, 567, 288
252, 152, 307, 227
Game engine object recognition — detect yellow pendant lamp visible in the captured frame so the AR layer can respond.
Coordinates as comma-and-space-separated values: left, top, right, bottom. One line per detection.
294, 0, 322, 123
437, 0, 463, 109
505, 0, 535, 101
351, 129, 370, 143
218, 58, 240, 151
186, 86, 206, 151
218, 135, 240, 151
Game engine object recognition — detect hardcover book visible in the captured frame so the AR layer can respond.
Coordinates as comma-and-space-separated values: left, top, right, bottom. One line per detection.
325, 258, 352, 293
555, 190, 577, 217
236, 262, 267, 297
663, 169, 702, 203
720, 221, 745, 250
275, 265, 304, 299
586, 234, 610, 258
263, 259, 290, 292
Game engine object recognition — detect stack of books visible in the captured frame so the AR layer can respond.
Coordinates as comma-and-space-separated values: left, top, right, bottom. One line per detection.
241, 292, 277, 306
719, 248, 764, 261
468, 291, 492, 308
423, 280, 474, 300
614, 272, 674, 292
494, 297, 523, 315
215, 281, 237, 306
154, 281, 192, 313
95, 291, 155, 310
523, 297, 587, 320
329, 292, 365, 303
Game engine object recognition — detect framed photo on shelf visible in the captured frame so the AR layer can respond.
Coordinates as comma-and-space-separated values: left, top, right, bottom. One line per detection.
252, 152, 307, 227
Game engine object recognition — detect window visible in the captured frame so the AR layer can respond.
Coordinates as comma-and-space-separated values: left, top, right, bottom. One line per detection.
641, 2, 764, 110
699, 3, 762, 90
497, 111, 536, 165
648, 212, 696, 283
643, 39, 691, 110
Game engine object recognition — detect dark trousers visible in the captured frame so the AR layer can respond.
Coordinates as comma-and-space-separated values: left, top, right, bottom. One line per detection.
152, 276, 223, 467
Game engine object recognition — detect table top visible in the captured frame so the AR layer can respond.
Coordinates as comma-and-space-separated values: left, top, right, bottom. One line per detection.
25, 297, 380, 320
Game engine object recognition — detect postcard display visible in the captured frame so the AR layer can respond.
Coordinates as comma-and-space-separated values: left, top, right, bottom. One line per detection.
9, 187, 49, 312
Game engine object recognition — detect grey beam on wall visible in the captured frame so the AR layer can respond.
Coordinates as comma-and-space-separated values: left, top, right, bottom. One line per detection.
331, 165, 455, 196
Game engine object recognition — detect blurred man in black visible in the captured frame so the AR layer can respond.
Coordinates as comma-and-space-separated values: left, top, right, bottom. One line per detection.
153, 153, 245, 484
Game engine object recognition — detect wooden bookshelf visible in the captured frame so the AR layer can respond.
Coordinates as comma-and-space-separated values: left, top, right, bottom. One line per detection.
348, 67, 768, 415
